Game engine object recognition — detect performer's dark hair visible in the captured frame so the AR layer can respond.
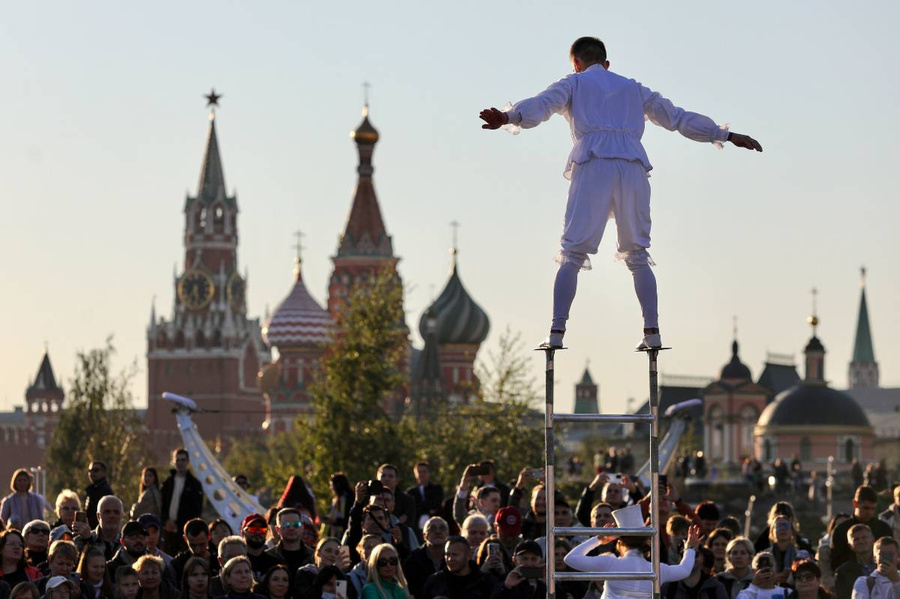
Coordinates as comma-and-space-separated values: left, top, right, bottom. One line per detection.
570, 37, 607, 65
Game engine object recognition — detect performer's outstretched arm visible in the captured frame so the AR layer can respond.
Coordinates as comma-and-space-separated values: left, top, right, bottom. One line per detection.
641, 87, 762, 151
480, 77, 573, 130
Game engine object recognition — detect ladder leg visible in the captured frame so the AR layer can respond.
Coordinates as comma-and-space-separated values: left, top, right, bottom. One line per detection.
648, 349, 661, 599
544, 348, 556, 599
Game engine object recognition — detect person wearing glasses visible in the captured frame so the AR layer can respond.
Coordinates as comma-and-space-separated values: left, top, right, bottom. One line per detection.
264, 509, 314, 584
237, 515, 277, 581
787, 560, 829, 599
21, 521, 51, 570
361, 544, 408, 599
85, 462, 114, 530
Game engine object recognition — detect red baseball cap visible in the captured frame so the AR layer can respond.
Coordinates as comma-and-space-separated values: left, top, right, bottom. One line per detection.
241, 513, 267, 530
495, 506, 522, 535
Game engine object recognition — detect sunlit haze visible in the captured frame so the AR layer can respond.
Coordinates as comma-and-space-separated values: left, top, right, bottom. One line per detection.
2, 1, 898, 415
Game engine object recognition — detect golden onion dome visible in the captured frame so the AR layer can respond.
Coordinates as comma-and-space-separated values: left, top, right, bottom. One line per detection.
351, 105, 379, 145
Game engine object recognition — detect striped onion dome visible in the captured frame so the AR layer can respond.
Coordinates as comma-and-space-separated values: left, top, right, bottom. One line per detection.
263, 262, 333, 348
420, 260, 490, 345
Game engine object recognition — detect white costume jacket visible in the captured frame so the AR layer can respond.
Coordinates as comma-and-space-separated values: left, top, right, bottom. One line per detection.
504, 63, 729, 178
564, 538, 696, 599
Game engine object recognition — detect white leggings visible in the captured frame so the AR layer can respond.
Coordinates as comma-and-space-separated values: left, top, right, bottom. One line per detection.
550, 158, 659, 332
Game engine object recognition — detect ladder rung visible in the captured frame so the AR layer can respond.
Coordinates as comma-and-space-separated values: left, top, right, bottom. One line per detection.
555, 572, 657, 581
552, 413, 654, 423
554, 526, 656, 537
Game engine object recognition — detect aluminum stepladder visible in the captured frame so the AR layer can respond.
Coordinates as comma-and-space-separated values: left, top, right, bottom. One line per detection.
540, 345, 667, 599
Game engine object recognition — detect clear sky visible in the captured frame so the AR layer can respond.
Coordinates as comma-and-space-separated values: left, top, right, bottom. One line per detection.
2, 1, 898, 415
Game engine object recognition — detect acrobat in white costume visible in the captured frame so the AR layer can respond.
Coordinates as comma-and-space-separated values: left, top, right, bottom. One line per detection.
480, 37, 762, 349
564, 504, 700, 599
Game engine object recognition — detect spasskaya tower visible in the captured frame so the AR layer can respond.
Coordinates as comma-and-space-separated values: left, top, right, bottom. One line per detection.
146, 91, 270, 453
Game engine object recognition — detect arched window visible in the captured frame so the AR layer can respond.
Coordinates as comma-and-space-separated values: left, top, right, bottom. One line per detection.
212, 330, 222, 347
845, 438, 856, 463
199, 206, 208, 230
739, 405, 759, 458
764, 438, 774, 462
800, 437, 812, 462
157, 332, 167, 348
175, 331, 186, 348
213, 204, 225, 233
709, 405, 724, 460
195, 330, 206, 349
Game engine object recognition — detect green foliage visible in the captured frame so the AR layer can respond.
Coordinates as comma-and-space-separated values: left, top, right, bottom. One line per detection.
294, 269, 411, 495
404, 328, 543, 491
45, 339, 152, 507
220, 286, 544, 513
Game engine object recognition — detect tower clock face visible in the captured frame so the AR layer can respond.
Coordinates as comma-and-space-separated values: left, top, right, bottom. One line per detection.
226, 272, 246, 312
178, 269, 215, 310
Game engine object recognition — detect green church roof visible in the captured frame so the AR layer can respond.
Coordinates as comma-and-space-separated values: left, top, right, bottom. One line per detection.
852, 286, 876, 364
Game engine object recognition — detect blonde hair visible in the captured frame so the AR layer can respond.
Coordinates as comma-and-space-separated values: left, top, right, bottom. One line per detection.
221, 556, 253, 592
366, 544, 408, 597
725, 537, 755, 570
55, 489, 81, 511
133, 554, 165, 574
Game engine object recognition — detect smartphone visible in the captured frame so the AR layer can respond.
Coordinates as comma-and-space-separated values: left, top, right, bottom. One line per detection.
468, 464, 491, 476
335, 580, 347, 597
880, 550, 896, 566
488, 543, 500, 559
609, 473, 623, 485
75, 511, 87, 524
659, 474, 668, 487
518, 566, 543, 579
527, 468, 544, 479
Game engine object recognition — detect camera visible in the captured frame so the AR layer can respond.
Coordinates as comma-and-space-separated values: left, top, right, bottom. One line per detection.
366, 479, 384, 497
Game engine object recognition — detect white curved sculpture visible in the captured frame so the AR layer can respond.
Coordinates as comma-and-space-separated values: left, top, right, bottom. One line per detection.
162, 392, 265, 532
634, 397, 703, 488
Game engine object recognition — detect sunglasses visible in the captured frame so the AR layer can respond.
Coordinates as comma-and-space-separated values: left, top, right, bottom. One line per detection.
243, 526, 268, 535
28, 528, 50, 535
280, 521, 303, 529
376, 557, 399, 568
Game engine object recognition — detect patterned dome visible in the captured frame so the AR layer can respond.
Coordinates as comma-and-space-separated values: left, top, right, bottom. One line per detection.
263, 265, 333, 348
419, 262, 490, 345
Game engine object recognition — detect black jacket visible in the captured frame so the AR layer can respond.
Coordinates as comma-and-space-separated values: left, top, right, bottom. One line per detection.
405, 483, 445, 526
834, 559, 872, 599
830, 516, 893, 574
421, 565, 496, 599
293, 564, 356, 599
393, 489, 418, 529
489, 579, 547, 599
160, 470, 204, 530
661, 573, 729, 599
85, 479, 114, 529
403, 546, 444, 599
265, 541, 313, 584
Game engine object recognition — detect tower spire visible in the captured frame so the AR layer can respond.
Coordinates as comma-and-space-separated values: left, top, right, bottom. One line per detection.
198, 89, 226, 199
849, 266, 879, 388
807, 287, 819, 337
449, 220, 460, 269
293, 230, 304, 281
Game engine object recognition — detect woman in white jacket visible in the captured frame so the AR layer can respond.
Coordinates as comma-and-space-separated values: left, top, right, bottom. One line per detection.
564, 504, 703, 599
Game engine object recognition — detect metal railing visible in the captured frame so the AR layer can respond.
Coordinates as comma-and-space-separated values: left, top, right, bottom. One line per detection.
538, 346, 666, 599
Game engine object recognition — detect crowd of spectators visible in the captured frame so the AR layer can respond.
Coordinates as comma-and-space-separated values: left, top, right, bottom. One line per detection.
1, 449, 899, 599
